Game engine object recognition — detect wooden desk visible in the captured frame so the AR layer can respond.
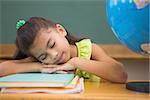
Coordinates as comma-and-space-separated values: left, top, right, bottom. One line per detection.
0, 80, 149, 100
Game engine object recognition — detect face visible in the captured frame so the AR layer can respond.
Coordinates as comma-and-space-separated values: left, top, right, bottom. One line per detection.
29, 24, 71, 64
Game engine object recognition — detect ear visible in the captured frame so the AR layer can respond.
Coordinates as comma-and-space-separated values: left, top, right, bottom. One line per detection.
55, 24, 67, 36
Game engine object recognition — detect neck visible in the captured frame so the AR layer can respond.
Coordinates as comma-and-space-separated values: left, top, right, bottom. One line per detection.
70, 44, 78, 58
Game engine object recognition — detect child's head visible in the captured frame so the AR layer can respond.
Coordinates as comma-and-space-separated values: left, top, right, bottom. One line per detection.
16, 17, 79, 64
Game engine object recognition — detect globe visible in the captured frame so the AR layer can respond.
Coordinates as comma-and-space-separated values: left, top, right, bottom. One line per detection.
106, 0, 149, 55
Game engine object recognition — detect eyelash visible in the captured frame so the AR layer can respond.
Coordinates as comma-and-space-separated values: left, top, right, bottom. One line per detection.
41, 54, 47, 61
49, 42, 55, 48
41, 41, 55, 61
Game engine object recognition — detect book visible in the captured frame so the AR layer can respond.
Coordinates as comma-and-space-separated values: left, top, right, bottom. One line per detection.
1, 76, 84, 94
0, 73, 74, 88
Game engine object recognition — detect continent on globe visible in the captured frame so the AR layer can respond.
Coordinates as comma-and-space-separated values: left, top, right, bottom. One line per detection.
141, 43, 150, 54
134, 0, 149, 9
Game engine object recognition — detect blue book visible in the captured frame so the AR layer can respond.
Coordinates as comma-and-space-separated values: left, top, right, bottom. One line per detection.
0, 73, 74, 88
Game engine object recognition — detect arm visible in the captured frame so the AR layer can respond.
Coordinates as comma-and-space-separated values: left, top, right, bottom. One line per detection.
41, 43, 127, 83
70, 44, 127, 83
0, 57, 42, 77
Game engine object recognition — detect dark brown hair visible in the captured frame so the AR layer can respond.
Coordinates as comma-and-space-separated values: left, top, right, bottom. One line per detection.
13, 17, 81, 60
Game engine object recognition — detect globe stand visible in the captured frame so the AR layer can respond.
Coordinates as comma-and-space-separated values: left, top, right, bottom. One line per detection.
126, 81, 149, 93
125, 47, 149, 93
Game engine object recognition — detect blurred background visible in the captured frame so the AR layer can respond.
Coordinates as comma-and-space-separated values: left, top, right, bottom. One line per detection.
0, 0, 149, 80
0, 0, 119, 44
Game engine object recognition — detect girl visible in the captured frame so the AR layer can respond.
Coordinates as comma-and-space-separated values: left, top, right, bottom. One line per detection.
0, 17, 127, 83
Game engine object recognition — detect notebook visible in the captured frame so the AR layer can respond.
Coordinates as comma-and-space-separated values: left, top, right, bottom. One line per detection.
1, 76, 84, 94
0, 73, 74, 88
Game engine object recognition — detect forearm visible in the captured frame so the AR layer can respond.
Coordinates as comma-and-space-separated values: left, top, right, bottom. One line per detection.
70, 57, 127, 83
0, 60, 42, 77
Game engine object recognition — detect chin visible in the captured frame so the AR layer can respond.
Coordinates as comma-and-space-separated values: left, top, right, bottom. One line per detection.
61, 56, 70, 64
59, 59, 67, 64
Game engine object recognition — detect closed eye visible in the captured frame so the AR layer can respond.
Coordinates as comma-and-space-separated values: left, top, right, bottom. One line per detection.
39, 54, 47, 61
47, 39, 55, 48
50, 42, 55, 48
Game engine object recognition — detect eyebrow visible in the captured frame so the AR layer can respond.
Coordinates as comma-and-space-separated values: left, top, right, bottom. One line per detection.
37, 38, 51, 60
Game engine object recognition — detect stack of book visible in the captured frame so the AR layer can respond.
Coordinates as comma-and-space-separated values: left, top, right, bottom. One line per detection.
0, 73, 84, 93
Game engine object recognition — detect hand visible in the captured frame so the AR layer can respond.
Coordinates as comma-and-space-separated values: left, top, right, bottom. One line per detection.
41, 64, 59, 73
40, 57, 77, 73
41, 63, 76, 74
54, 63, 76, 71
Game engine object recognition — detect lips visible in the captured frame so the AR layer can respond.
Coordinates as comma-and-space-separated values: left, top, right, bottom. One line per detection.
54, 52, 64, 64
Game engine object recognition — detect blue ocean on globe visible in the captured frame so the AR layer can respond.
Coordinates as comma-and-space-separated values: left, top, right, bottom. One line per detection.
106, 0, 149, 55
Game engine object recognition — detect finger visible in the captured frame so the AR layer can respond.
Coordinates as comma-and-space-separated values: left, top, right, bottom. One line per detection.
56, 64, 75, 71
55, 66, 65, 71
55, 71, 68, 74
41, 68, 56, 73
43, 64, 58, 68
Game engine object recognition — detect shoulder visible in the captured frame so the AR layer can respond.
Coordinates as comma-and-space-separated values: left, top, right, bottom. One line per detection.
76, 39, 91, 44
75, 39, 92, 54
75, 39, 92, 59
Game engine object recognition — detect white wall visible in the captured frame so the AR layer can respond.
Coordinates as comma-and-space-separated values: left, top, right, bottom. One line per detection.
118, 59, 149, 80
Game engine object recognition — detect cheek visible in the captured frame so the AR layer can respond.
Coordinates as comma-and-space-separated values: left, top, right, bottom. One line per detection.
63, 51, 71, 63
63, 39, 70, 48
64, 46, 71, 60
57, 39, 68, 49
43, 60, 53, 64
61, 43, 70, 53
42, 56, 54, 64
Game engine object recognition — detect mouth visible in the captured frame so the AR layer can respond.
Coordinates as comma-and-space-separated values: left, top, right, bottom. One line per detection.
54, 52, 64, 64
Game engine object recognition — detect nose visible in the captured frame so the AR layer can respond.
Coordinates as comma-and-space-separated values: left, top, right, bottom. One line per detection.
47, 49, 58, 60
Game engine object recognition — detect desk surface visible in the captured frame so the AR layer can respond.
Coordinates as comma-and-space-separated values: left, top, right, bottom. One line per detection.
0, 80, 149, 100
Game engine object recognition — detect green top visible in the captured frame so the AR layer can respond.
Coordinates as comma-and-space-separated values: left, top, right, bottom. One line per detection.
75, 39, 100, 81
